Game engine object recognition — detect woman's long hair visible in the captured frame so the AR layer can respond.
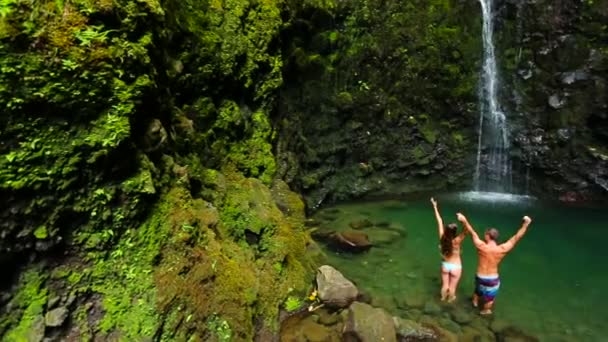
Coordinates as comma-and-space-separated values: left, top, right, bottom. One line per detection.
440, 223, 458, 257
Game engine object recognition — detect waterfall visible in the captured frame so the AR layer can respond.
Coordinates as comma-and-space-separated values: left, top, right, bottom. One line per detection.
474, 0, 512, 193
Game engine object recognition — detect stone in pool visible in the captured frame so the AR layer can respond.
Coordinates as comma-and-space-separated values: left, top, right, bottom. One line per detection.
328, 230, 372, 252
349, 219, 374, 229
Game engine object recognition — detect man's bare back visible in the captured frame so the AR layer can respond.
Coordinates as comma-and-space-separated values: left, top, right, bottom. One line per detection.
456, 213, 532, 314
474, 242, 510, 276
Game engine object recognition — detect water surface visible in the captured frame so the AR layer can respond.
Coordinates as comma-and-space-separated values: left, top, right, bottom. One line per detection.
313, 193, 608, 341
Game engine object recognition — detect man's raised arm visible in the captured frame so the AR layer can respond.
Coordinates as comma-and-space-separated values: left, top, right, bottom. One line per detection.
500, 216, 532, 252
457, 213, 484, 247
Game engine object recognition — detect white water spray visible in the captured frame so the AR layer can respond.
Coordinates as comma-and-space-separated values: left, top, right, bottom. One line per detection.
474, 0, 512, 193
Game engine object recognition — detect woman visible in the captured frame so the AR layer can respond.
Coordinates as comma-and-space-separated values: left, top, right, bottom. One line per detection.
431, 197, 467, 302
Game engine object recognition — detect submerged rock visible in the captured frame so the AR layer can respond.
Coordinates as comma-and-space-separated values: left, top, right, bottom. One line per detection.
461, 325, 495, 342
419, 316, 458, 342
363, 228, 401, 246
392, 316, 436, 341
316, 265, 359, 309
349, 219, 373, 229
315, 308, 340, 326
449, 306, 473, 324
422, 301, 441, 315
328, 230, 372, 252
344, 302, 397, 342
280, 312, 341, 342
497, 326, 540, 342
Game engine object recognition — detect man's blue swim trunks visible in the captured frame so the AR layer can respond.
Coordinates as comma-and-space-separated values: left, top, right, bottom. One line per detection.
475, 275, 500, 301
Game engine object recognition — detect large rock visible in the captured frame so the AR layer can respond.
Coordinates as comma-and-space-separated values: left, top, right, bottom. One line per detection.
328, 230, 372, 252
44, 306, 69, 327
316, 265, 358, 309
343, 302, 397, 342
392, 316, 436, 341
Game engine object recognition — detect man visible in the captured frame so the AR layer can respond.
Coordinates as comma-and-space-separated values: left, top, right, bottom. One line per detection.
456, 213, 532, 315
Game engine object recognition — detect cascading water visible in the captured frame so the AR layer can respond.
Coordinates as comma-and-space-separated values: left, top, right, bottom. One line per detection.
473, 0, 512, 193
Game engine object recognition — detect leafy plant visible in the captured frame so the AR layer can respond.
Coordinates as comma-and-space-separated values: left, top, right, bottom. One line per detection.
207, 315, 232, 342
284, 296, 303, 312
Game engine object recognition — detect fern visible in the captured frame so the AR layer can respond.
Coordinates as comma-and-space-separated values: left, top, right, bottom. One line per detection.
0, 0, 16, 18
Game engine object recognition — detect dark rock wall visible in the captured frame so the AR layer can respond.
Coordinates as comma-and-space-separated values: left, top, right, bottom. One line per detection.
496, 0, 608, 200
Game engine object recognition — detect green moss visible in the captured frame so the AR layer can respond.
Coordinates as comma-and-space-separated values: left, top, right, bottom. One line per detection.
206, 315, 232, 342
420, 123, 438, 144
33, 226, 48, 239
284, 296, 304, 312
224, 110, 277, 184
3, 269, 48, 341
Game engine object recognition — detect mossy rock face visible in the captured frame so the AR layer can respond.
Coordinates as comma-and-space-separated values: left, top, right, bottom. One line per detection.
278, 0, 480, 205
2, 175, 315, 341
152, 176, 315, 341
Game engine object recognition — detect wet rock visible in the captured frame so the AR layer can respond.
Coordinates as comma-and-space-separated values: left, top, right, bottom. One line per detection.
301, 319, 340, 342
589, 49, 608, 71
556, 128, 574, 143
343, 302, 397, 342
142, 118, 167, 152
419, 316, 458, 342
518, 68, 533, 80
438, 317, 462, 335
423, 301, 441, 315
392, 316, 436, 341
548, 94, 566, 109
280, 314, 340, 342
449, 307, 473, 324
363, 228, 401, 246
328, 230, 372, 253
270, 180, 305, 221
370, 295, 397, 313
47, 296, 60, 310
396, 293, 425, 309
400, 309, 422, 322
316, 308, 340, 326
349, 219, 373, 229
490, 318, 511, 333
460, 325, 495, 342
65, 294, 76, 307
254, 324, 278, 342
316, 265, 358, 309
560, 70, 589, 85
45, 306, 69, 327
356, 291, 372, 304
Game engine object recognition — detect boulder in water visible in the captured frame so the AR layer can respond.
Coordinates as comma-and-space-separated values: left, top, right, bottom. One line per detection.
349, 219, 373, 229
316, 265, 358, 309
328, 230, 372, 252
343, 302, 397, 342
392, 316, 436, 341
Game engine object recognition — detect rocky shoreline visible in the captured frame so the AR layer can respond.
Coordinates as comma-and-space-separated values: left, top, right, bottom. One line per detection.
279, 265, 540, 342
